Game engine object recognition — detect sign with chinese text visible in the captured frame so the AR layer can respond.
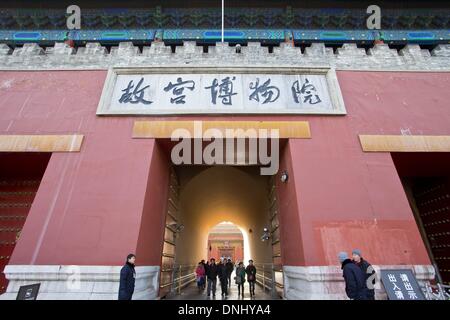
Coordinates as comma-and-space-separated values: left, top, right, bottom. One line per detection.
16, 283, 40, 300
97, 67, 347, 115
380, 269, 426, 300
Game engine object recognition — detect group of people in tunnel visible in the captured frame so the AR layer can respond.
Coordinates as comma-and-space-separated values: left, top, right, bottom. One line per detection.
117, 249, 375, 300
195, 257, 257, 298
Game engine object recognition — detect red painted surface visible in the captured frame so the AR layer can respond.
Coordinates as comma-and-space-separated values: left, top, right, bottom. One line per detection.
0, 70, 448, 268
135, 141, 170, 266
0, 71, 160, 266
283, 71, 450, 266
208, 232, 244, 262
208, 240, 244, 263
391, 152, 450, 177
408, 175, 450, 284
391, 152, 450, 283
275, 142, 306, 266
0, 153, 50, 293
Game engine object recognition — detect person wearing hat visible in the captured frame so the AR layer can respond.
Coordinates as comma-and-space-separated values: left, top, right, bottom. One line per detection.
118, 253, 136, 300
338, 251, 368, 300
352, 249, 376, 300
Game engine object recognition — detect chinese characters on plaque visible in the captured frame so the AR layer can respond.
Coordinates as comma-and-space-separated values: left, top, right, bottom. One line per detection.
101, 73, 339, 114
16, 283, 40, 300
380, 269, 425, 300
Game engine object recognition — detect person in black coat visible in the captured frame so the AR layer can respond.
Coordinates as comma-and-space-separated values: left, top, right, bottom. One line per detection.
245, 259, 257, 297
206, 258, 218, 297
218, 259, 229, 297
225, 259, 234, 288
118, 254, 136, 300
352, 249, 376, 300
338, 252, 368, 300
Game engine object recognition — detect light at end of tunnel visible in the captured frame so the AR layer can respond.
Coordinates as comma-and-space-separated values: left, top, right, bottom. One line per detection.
238, 226, 252, 264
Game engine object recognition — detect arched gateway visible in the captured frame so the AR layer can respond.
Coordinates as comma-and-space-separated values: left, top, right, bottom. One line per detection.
0, 39, 446, 300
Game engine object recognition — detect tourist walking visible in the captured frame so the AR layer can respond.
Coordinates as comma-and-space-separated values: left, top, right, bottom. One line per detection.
226, 258, 234, 288
245, 259, 257, 297
218, 259, 228, 297
235, 261, 246, 298
196, 261, 206, 291
206, 258, 218, 297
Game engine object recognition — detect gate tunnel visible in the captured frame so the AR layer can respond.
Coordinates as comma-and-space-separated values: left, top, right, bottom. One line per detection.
174, 165, 273, 267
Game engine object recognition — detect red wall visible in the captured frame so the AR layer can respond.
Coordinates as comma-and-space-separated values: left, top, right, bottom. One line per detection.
135, 141, 170, 266
208, 240, 244, 263
0, 70, 449, 267
277, 71, 450, 266
275, 142, 306, 265
0, 71, 162, 266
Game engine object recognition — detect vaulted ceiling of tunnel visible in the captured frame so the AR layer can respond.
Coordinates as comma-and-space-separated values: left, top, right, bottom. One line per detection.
178, 166, 268, 231
174, 165, 273, 264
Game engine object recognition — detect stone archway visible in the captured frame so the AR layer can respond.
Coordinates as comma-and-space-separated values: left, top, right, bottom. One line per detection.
174, 165, 273, 267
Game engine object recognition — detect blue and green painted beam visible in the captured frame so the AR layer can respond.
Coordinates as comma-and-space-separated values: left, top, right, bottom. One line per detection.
1, 29, 449, 45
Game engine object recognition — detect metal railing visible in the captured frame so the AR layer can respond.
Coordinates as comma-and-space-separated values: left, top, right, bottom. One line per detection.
422, 282, 450, 300
173, 264, 197, 294
160, 264, 197, 297
254, 263, 283, 299
161, 263, 285, 298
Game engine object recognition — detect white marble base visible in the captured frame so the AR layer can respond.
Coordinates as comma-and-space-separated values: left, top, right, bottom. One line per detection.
0, 265, 160, 300
283, 264, 435, 300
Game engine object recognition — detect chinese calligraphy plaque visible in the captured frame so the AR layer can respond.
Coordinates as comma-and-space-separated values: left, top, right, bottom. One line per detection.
97, 67, 346, 115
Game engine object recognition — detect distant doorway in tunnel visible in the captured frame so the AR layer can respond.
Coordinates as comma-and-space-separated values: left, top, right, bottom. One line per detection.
392, 152, 450, 285
207, 222, 244, 263
158, 164, 284, 299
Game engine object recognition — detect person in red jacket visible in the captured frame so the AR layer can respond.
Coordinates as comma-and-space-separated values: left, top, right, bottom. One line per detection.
195, 261, 206, 291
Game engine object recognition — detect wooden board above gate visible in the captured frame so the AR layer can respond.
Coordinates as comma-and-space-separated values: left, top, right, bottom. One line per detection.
0, 135, 84, 152
359, 135, 450, 152
132, 120, 311, 139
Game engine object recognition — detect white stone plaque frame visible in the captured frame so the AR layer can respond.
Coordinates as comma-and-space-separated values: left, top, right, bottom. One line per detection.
96, 66, 347, 115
